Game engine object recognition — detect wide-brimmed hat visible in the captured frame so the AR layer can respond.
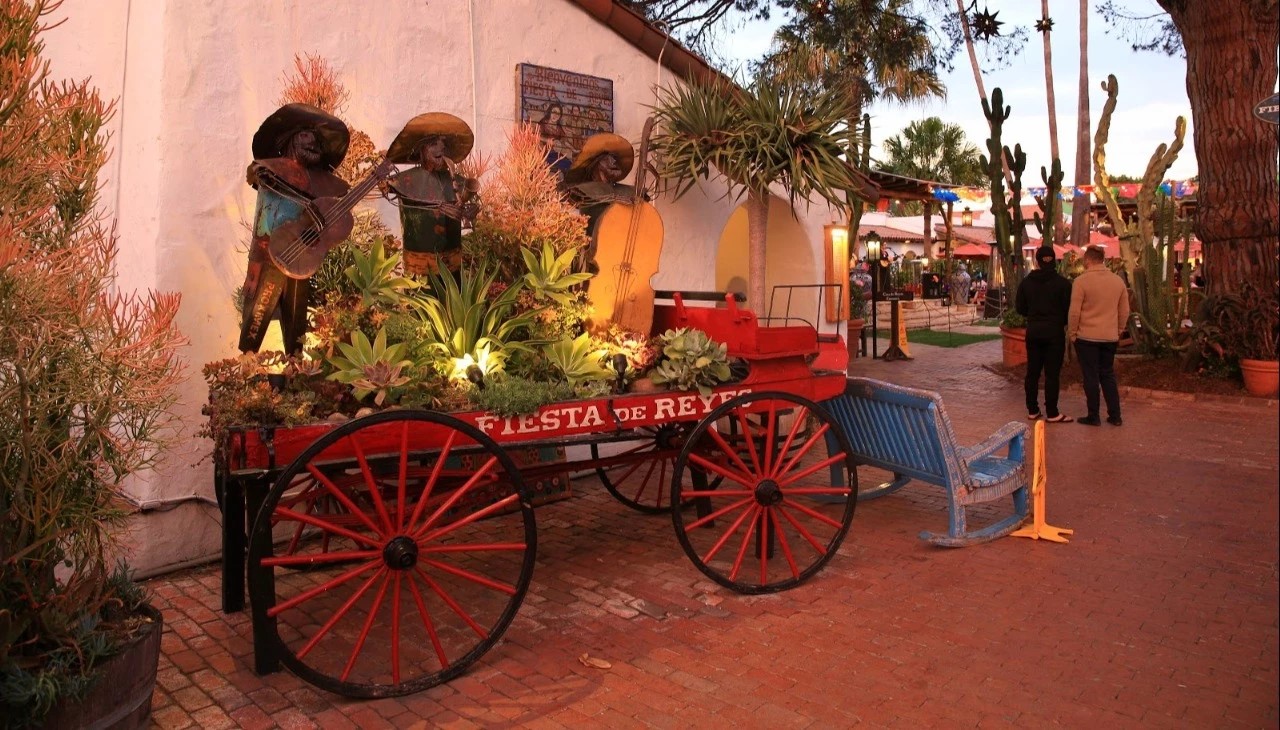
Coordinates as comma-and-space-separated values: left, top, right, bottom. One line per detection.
569, 132, 634, 177
387, 112, 475, 164
251, 103, 349, 170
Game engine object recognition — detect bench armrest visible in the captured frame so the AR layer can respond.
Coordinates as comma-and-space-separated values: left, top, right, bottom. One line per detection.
960, 422, 1027, 464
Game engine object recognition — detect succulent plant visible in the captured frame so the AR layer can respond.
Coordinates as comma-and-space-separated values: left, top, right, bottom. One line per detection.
648, 328, 732, 396
345, 237, 419, 308
326, 328, 415, 405
522, 241, 593, 305
543, 332, 613, 387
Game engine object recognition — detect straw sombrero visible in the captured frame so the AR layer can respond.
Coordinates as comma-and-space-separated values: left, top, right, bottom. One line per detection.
251, 103, 349, 170
387, 112, 475, 164
569, 132, 634, 178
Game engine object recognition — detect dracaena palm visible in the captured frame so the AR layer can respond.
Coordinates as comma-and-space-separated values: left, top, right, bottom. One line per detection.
651, 75, 871, 308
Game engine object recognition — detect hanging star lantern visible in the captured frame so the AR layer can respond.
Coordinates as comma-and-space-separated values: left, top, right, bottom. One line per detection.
972, 7, 1004, 40
1035, 16, 1054, 33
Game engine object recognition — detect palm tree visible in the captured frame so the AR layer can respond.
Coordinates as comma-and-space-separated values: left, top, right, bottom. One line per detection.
1038, 1, 1060, 164
1069, 0, 1091, 249
880, 117, 985, 186
754, 0, 945, 238
651, 76, 876, 308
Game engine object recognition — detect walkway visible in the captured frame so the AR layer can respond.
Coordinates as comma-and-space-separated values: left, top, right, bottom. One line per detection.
145, 339, 1279, 728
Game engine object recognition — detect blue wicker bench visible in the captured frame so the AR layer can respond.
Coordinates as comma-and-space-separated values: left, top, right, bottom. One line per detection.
820, 377, 1030, 547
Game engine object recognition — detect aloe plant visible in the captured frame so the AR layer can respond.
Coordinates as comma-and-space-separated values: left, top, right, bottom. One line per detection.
522, 242, 592, 305
345, 237, 418, 308
326, 328, 414, 405
412, 263, 542, 379
543, 333, 613, 387
649, 328, 732, 396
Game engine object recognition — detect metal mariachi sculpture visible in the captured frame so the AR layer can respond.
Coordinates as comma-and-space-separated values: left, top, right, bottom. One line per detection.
566, 122, 663, 334
383, 112, 480, 276
239, 103, 356, 354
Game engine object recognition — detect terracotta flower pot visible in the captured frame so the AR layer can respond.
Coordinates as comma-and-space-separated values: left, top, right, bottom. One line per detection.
1239, 358, 1279, 397
846, 317, 866, 360
999, 326, 1027, 368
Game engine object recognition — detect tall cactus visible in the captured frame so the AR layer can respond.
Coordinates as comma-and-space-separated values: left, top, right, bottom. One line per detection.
980, 88, 1028, 293
1093, 73, 1188, 352
1033, 158, 1065, 245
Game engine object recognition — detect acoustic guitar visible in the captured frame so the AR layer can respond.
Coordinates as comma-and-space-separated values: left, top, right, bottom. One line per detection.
587, 118, 664, 334
266, 158, 397, 279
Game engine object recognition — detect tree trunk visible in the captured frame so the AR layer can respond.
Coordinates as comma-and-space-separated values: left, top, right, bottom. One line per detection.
746, 189, 770, 311
957, 0, 1012, 185
1040, 0, 1061, 163
1070, 0, 1091, 249
1158, 0, 1280, 298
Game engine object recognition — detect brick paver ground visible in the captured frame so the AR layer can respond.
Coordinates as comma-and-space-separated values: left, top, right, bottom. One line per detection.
145, 339, 1279, 728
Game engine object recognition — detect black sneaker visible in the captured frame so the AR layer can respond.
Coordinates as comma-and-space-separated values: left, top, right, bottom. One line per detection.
1078, 416, 1101, 426
1107, 416, 1123, 426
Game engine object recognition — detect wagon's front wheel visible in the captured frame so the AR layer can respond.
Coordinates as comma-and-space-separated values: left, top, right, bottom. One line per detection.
671, 392, 857, 594
247, 410, 536, 698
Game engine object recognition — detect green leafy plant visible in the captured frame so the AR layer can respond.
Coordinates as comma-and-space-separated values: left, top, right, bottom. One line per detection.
346, 237, 418, 308
522, 242, 592, 305
1001, 309, 1027, 329
543, 333, 613, 387
327, 328, 415, 405
469, 377, 575, 417
848, 279, 869, 320
412, 265, 541, 379
649, 328, 732, 396
1199, 283, 1279, 362
1, 3, 185, 723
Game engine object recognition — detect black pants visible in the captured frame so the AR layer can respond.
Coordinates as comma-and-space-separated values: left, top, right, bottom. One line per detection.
1074, 339, 1121, 419
238, 257, 310, 355
1025, 333, 1066, 417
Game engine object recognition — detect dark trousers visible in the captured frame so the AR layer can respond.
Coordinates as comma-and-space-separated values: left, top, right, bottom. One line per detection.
238, 256, 310, 355
1074, 339, 1121, 419
1025, 333, 1066, 417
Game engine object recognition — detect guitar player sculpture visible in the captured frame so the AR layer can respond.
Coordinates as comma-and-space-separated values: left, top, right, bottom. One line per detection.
238, 103, 351, 355
383, 112, 480, 277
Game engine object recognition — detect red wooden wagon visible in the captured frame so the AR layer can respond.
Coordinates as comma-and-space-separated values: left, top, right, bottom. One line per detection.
216, 290, 860, 698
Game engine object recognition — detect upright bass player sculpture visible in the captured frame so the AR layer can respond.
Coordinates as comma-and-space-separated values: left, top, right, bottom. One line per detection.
566, 121, 664, 335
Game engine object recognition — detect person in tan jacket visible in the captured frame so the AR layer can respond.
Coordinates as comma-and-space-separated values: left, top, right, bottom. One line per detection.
1067, 245, 1131, 426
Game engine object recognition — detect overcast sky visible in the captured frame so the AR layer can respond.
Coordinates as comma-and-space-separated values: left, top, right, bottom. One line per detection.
720, 1, 1202, 184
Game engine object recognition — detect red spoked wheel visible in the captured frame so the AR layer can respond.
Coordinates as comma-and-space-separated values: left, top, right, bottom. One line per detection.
590, 425, 720, 513
247, 410, 536, 698
670, 392, 857, 594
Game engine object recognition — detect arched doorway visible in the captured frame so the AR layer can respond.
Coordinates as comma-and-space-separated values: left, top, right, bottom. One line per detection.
714, 195, 819, 324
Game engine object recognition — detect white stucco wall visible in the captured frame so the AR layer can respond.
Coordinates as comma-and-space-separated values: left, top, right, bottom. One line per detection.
39, 0, 843, 576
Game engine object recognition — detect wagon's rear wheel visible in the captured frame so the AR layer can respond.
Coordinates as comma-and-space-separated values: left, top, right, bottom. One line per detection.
671, 392, 857, 594
247, 410, 536, 698
591, 425, 720, 513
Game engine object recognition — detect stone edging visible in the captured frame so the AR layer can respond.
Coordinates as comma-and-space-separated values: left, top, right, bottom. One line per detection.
980, 364, 1278, 409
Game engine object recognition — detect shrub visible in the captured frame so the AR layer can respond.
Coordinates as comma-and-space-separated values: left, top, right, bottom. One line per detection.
1, 3, 185, 723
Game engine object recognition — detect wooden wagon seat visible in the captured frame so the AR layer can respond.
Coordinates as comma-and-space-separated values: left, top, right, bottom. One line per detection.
652, 291, 818, 360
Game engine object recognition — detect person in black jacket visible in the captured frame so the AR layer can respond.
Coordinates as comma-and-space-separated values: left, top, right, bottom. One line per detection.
1016, 245, 1074, 422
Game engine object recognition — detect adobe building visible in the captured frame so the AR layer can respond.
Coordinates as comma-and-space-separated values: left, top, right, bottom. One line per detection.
41, 0, 849, 575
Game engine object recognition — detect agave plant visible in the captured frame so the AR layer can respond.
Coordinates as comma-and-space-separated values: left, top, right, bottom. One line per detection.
543, 333, 613, 387
326, 328, 414, 405
412, 263, 542, 380
522, 241, 592, 305
345, 237, 418, 308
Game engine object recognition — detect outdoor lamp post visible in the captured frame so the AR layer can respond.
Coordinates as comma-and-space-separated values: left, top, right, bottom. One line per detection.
865, 231, 882, 358
961, 206, 973, 227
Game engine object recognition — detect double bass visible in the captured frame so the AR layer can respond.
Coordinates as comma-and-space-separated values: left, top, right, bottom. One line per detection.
585, 119, 664, 335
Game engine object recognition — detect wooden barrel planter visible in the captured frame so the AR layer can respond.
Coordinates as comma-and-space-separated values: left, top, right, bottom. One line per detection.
1239, 358, 1279, 397
1000, 326, 1027, 368
41, 604, 163, 730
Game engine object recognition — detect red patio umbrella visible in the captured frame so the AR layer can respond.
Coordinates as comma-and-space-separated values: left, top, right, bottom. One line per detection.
951, 242, 991, 258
